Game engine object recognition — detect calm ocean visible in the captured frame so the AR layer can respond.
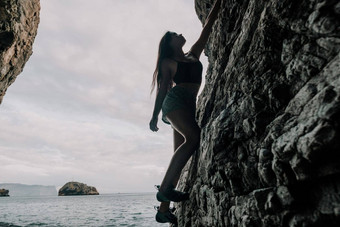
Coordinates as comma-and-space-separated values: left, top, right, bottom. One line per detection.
0, 193, 168, 227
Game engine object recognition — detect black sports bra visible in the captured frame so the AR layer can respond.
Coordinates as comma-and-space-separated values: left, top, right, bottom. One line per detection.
173, 60, 203, 85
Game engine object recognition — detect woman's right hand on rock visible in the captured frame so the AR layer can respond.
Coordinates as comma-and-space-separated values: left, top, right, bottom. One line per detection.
149, 117, 159, 132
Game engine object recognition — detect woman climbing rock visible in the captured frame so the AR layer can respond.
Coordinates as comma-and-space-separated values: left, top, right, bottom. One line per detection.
149, 0, 221, 224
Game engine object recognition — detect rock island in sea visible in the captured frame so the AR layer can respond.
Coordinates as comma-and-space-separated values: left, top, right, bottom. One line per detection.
0, 189, 9, 197
58, 182, 99, 196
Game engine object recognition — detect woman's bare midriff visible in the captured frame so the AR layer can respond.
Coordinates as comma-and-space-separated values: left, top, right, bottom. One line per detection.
176, 83, 201, 97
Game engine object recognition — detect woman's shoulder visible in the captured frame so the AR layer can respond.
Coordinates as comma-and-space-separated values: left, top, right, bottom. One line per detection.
161, 58, 177, 68
160, 58, 177, 74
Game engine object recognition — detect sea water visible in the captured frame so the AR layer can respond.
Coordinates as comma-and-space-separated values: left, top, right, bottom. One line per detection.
0, 193, 168, 227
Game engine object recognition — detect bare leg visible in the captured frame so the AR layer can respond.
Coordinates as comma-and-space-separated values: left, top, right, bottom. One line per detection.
159, 109, 200, 194
171, 129, 186, 186
159, 128, 185, 212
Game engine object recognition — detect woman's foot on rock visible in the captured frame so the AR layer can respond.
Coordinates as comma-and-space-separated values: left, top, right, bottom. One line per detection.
155, 184, 189, 202
155, 206, 178, 225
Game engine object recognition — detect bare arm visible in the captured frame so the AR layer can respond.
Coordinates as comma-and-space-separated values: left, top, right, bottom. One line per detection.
150, 59, 176, 131
190, 0, 221, 59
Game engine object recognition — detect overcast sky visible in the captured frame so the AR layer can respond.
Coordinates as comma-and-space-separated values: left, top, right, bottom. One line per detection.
0, 0, 208, 193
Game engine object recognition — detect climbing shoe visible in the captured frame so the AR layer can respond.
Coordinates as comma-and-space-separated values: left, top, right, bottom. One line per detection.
155, 185, 189, 202
154, 206, 178, 225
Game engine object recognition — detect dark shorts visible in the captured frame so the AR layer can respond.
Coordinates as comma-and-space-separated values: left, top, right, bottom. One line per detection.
162, 86, 197, 125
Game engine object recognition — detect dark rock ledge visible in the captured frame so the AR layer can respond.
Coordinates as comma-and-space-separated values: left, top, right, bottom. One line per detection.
0, 0, 40, 104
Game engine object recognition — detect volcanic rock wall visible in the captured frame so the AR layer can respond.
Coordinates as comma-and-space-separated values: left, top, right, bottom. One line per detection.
0, 0, 40, 104
176, 0, 340, 226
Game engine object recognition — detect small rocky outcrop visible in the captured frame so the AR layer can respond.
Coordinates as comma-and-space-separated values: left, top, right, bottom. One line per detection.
58, 182, 99, 196
0, 0, 40, 104
0, 189, 9, 197
176, 0, 340, 226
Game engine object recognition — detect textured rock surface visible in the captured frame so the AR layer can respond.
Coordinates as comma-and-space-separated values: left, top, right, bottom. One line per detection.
176, 0, 340, 226
0, 0, 40, 104
0, 188, 9, 197
58, 182, 99, 196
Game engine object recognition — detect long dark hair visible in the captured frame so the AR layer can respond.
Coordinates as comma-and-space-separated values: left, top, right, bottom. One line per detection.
150, 31, 173, 94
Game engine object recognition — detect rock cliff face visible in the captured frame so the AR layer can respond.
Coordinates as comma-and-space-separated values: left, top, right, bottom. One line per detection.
58, 182, 99, 196
0, 0, 40, 104
176, 0, 340, 226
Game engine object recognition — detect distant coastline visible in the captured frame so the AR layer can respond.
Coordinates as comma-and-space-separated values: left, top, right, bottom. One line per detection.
0, 183, 57, 197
